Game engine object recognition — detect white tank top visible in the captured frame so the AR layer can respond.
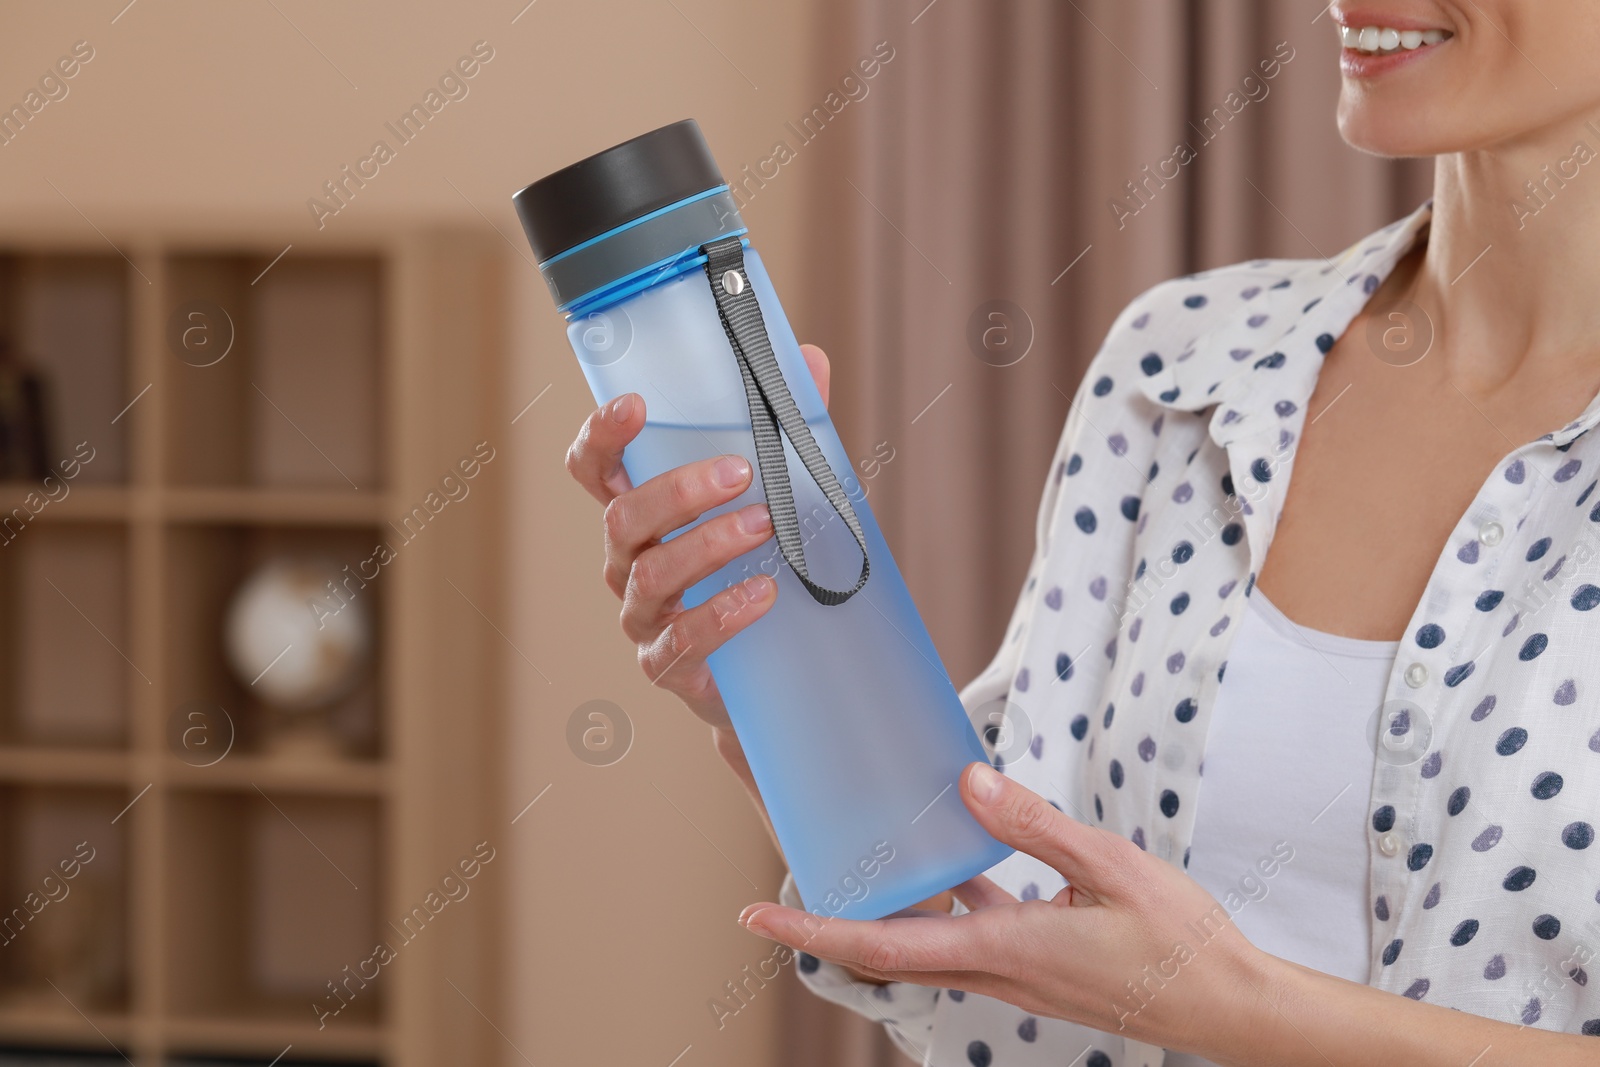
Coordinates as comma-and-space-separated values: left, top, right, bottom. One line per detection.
1165, 591, 1396, 1067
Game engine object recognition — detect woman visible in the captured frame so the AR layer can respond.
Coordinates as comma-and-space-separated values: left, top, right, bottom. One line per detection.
566, 2, 1600, 1063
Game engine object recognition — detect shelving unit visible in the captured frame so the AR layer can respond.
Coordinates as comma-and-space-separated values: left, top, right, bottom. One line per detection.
0, 229, 508, 1066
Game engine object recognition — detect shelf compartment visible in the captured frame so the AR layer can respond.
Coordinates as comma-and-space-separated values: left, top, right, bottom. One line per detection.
163, 255, 383, 492
0, 254, 130, 487
164, 792, 384, 1032
164, 524, 385, 762
0, 525, 130, 749
0, 786, 131, 1016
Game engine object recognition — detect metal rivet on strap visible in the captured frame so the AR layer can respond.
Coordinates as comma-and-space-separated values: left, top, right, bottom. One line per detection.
720, 269, 745, 296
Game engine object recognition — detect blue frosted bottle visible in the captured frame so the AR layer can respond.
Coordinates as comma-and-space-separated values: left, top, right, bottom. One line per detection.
513, 120, 1011, 920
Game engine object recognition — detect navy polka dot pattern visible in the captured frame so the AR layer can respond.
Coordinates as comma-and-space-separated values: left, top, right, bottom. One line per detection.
788, 203, 1600, 1064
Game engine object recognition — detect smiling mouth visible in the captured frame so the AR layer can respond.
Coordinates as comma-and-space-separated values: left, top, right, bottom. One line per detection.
1339, 25, 1453, 55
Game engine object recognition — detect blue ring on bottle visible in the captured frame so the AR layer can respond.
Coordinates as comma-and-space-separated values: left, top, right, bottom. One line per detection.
561, 235, 751, 319
542, 186, 747, 314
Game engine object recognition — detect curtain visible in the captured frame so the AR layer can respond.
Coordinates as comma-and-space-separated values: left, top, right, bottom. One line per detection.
781, 1, 1430, 1064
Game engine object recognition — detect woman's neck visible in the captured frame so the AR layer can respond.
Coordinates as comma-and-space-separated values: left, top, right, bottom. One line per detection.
1410, 118, 1600, 395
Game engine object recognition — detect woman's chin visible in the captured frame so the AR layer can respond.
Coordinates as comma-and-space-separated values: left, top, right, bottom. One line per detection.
1336, 107, 1454, 159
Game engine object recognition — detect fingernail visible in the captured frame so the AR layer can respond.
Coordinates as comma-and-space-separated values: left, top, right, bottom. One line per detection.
737, 903, 763, 926
969, 763, 1005, 805
610, 394, 635, 423
741, 574, 773, 599
738, 504, 772, 535
714, 455, 751, 489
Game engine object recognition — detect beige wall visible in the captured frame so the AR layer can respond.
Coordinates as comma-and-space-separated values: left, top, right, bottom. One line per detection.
0, 1, 822, 1063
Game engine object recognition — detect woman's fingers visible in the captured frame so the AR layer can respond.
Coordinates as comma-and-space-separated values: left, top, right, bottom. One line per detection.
960, 763, 1129, 899
739, 904, 981, 980
949, 873, 1018, 912
572, 344, 822, 510
566, 393, 644, 505
573, 344, 822, 509
740, 901, 1031, 992
601, 453, 754, 597
799, 343, 831, 408
564, 345, 828, 716
636, 574, 778, 697
621, 504, 773, 641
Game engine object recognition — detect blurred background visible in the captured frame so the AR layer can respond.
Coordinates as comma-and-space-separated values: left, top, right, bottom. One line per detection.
0, 1, 1426, 1065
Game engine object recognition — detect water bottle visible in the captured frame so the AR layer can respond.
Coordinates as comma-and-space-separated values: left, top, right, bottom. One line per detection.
513, 119, 1012, 920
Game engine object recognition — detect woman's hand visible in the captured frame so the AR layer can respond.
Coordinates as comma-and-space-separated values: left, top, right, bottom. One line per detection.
736, 764, 1600, 1065
564, 343, 831, 731
737, 762, 1264, 1050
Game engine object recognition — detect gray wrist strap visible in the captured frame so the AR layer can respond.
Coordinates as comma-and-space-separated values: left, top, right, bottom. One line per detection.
700, 236, 870, 606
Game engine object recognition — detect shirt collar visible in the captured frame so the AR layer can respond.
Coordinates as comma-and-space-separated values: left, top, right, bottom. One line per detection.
1137, 203, 1433, 450
1548, 373, 1600, 449
1137, 200, 1600, 452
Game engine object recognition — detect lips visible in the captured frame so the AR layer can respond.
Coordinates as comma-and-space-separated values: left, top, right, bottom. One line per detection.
1335, 14, 1453, 76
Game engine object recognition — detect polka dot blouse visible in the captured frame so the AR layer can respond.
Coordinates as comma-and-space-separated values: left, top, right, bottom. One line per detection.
783, 202, 1600, 1066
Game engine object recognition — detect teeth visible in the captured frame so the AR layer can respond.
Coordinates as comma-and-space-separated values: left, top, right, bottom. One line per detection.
1341, 23, 1451, 54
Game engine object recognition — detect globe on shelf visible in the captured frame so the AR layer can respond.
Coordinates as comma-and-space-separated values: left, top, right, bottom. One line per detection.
224, 557, 372, 758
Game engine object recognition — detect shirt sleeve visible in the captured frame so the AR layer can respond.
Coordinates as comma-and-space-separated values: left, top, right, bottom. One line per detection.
779, 870, 942, 1061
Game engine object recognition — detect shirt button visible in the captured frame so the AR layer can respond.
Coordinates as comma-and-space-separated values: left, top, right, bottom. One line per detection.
1378, 832, 1400, 857
1479, 521, 1504, 547
1404, 662, 1428, 688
